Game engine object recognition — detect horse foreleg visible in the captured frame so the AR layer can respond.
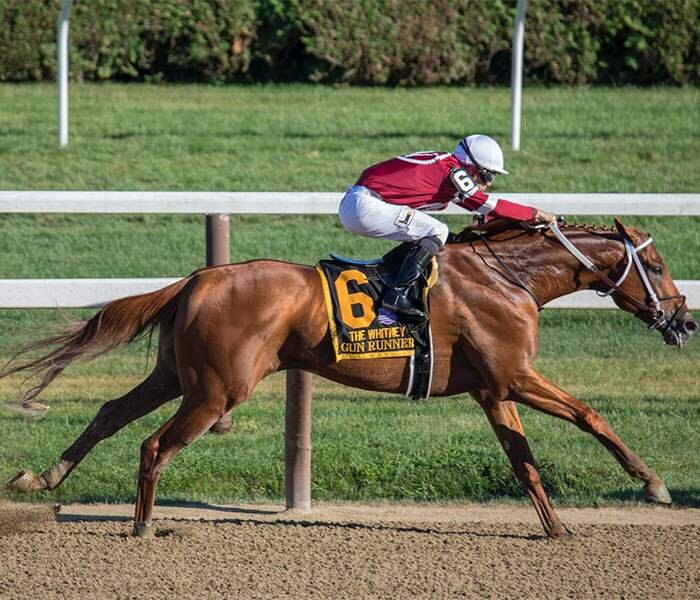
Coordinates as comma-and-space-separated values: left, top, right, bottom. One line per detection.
133, 397, 225, 537
6, 365, 181, 494
510, 368, 671, 504
475, 395, 568, 538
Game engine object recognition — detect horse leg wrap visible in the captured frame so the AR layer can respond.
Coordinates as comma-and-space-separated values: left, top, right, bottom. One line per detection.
133, 521, 153, 538
40, 460, 72, 490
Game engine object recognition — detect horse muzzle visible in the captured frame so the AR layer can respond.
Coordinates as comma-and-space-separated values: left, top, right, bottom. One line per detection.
662, 312, 697, 347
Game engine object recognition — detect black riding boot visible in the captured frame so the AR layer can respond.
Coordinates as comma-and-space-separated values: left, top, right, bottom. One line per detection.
382, 244, 435, 320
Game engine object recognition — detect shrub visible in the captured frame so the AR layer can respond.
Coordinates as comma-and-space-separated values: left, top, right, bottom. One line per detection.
0, 0, 697, 84
0, 0, 256, 82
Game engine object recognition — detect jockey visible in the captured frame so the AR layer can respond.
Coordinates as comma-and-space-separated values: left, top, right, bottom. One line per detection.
338, 134, 557, 319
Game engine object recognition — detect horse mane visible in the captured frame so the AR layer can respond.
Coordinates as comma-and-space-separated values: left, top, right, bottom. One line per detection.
447, 219, 621, 245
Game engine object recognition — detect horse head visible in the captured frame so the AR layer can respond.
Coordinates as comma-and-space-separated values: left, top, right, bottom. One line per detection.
448, 218, 696, 349
609, 218, 696, 347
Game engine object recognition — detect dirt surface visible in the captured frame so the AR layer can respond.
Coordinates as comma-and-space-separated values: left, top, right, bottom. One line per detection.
1, 501, 698, 599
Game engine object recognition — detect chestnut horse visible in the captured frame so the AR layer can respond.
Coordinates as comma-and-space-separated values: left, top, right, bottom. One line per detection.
3, 219, 696, 538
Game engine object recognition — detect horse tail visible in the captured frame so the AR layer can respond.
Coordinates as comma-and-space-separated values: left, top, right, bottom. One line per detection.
0, 275, 195, 405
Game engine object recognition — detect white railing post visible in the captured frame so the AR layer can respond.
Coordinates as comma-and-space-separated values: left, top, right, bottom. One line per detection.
57, 0, 75, 147
510, 0, 529, 151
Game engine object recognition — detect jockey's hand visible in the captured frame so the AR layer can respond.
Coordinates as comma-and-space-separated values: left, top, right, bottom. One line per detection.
532, 209, 558, 226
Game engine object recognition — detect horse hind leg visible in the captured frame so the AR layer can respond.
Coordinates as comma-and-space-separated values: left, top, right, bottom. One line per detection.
6, 362, 182, 494
133, 393, 229, 537
132, 330, 275, 535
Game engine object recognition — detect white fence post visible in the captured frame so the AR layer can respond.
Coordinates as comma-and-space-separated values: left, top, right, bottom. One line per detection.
510, 0, 529, 151
57, 0, 76, 147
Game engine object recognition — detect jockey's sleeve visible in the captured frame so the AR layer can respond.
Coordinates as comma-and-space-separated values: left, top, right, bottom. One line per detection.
454, 189, 536, 221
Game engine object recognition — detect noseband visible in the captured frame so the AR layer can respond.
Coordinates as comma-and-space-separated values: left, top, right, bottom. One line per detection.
548, 223, 686, 336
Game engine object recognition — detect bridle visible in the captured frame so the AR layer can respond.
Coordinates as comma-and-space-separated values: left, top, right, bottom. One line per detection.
549, 223, 687, 337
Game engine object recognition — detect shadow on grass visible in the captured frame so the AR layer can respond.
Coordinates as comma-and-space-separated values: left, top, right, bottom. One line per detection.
602, 488, 700, 508
534, 130, 636, 140
104, 132, 137, 140
97, 129, 464, 142
280, 130, 462, 141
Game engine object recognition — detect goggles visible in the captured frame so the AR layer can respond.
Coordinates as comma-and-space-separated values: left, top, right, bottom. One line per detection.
478, 169, 497, 184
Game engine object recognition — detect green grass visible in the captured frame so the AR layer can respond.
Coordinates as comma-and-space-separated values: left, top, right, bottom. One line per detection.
1, 359, 698, 507
0, 83, 698, 507
1, 84, 699, 191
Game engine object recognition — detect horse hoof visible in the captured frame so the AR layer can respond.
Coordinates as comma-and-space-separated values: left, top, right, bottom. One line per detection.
3, 402, 49, 419
133, 521, 153, 538
5, 470, 47, 493
209, 415, 232, 435
644, 481, 672, 505
547, 525, 573, 540
208, 422, 231, 435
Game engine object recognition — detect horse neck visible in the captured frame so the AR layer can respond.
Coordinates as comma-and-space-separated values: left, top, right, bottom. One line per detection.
443, 228, 626, 306
535, 230, 628, 305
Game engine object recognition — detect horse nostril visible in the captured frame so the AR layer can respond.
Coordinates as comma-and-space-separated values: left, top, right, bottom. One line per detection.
683, 319, 698, 335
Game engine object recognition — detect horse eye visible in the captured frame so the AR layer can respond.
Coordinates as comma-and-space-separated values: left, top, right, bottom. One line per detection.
651, 265, 663, 275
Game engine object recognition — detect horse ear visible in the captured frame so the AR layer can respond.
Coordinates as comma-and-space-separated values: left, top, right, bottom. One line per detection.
614, 217, 643, 244
613, 217, 627, 237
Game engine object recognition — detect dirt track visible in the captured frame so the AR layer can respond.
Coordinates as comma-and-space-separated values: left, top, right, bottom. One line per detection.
1, 501, 698, 599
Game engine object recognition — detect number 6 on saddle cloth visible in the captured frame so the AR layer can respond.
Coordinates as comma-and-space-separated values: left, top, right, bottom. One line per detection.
316, 243, 439, 400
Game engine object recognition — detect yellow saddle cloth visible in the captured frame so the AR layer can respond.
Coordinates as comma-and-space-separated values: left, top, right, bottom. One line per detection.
316, 252, 438, 362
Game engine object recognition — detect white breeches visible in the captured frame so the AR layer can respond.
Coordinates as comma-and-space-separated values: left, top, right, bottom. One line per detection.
338, 186, 449, 245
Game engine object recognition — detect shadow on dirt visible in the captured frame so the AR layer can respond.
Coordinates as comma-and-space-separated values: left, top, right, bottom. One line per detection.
55, 500, 283, 524
55, 508, 542, 541
155, 500, 282, 515
602, 488, 700, 508
212, 517, 544, 541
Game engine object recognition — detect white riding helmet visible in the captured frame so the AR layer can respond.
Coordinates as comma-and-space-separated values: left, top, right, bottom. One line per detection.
454, 134, 508, 175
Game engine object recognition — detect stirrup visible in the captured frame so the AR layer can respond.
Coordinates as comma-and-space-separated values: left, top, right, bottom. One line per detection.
382, 296, 426, 320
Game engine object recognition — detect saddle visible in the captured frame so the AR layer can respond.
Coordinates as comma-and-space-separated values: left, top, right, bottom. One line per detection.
330, 242, 435, 311
316, 243, 437, 400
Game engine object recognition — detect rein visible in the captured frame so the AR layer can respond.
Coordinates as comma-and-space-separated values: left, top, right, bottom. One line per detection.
548, 223, 685, 333
476, 235, 543, 310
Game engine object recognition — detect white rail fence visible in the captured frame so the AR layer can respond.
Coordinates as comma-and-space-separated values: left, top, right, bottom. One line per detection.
0, 192, 698, 310
0, 278, 697, 310
1, 191, 697, 513
2, 191, 700, 215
